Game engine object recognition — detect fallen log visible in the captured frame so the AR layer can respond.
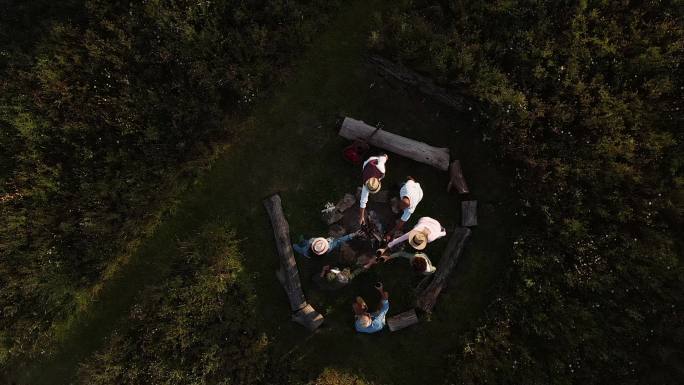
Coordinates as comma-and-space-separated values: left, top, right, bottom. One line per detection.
447, 160, 469, 194
416, 227, 471, 313
340, 117, 450, 171
369, 55, 466, 110
461, 200, 478, 227
387, 309, 419, 332
264, 194, 324, 331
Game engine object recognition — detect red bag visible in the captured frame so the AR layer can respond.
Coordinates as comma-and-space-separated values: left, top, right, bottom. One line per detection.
342, 139, 369, 165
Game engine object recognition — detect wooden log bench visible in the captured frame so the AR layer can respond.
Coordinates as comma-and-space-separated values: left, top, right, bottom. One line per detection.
416, 227, 471, 313
387, 309, 419, 332
447, 160, 469, 194
339, 117, 450, 171
461, 200, 478, 227
264, 194, 324, 331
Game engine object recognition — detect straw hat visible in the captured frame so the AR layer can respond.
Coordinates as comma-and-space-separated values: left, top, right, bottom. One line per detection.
365, 177, 381, 194
408, 229, 429, 250
311, 237, 330, 255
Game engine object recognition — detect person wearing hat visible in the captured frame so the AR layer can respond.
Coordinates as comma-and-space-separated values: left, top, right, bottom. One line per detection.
376, 251, 436, 275
292, 230, 362, 258
386, 216, 446, 250
385, 176, 423, 240
359, 154, 389, 225
313, 264, 367, 290
354, 283, 390, 334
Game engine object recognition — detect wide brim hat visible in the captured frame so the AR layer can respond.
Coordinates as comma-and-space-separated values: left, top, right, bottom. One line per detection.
311, 237, 330, 255
408, 229, 429, 250
365, 177, 381, 194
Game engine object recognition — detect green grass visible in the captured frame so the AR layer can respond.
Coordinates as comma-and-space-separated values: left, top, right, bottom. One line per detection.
14, 0, 518, 384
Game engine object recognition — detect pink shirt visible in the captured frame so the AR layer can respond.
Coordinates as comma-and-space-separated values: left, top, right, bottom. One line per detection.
387, 217, 446, 248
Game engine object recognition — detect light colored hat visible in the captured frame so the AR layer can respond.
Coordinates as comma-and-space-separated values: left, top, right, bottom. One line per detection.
365, 177, 381, 194
311, 237, 330, 255
408, 229, 429, 250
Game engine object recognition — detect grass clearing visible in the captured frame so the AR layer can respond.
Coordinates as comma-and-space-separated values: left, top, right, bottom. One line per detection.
15, 1, 518, 384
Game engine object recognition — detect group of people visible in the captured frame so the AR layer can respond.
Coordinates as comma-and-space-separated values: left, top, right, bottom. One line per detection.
292, 153, 448, 333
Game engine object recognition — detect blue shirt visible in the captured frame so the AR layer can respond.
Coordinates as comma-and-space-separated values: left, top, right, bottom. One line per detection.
355, 299, 389, 333
293, 233, 355, 258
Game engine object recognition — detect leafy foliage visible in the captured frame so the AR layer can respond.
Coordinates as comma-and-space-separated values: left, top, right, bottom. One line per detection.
308, 368, 374, 385
76, 222, 271, 385
374, 1, 683, 383
0, 0, 338, 369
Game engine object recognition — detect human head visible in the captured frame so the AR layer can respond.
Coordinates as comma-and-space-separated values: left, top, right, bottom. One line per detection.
365, 177, 381, 194
357, 314, 372, 328
399, 196, 411, 209
408, 228, 430, 250
311, 238, 330, 255
412, 255, 428, 273
353, 296, 367, 315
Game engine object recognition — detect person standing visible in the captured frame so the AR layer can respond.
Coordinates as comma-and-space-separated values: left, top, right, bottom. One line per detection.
386, 216, 445, 250
354, 283, 390, 334
386, 176, 423, 239
359, 154, 389, 225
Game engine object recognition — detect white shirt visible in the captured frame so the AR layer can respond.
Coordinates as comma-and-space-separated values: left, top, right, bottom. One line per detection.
387, 217, 446, 249
399, 180, 423, 221
359, 155, 388, 209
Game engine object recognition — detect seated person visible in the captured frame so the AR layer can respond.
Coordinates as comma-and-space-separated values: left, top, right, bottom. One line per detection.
377, 251, 436, 275
293, 230, 361, 258
354, 284, 390, 334
386, 217, 446, 251
313, 264, 367, 290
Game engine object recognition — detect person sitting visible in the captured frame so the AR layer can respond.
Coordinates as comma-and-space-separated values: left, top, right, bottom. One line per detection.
359, 154, 389, 225
374, 251, 436, 275
313, 264, 367, 290
386, 216, 446, 250
293, 230, 361, 258
386, 176, 423, 239
354, 283, 390, 334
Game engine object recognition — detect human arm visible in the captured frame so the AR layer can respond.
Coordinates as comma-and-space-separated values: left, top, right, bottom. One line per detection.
375, 285, 390, 317
389, 251, 414, 260
319, 265, 330, 278
359, 175, 371, 224
386, 229, 410, 249
376, 154, 388, 171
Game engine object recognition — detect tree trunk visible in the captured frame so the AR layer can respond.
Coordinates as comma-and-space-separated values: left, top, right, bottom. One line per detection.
416, 227, 471, 313
447, 160, 469, 194
461, 200, 478, 227
387, 309, 419, 332
264, 194, 324, 330
339, 117, 450, 171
